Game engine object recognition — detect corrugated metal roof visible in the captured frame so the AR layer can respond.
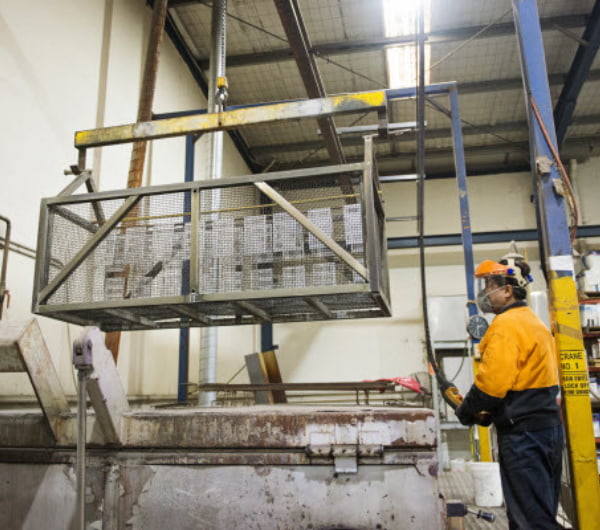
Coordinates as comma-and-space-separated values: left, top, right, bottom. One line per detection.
167, 0, 600, 176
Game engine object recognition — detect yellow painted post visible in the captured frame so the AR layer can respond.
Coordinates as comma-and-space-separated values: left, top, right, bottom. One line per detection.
472, 358, 492, 462
549, 274, 600, 529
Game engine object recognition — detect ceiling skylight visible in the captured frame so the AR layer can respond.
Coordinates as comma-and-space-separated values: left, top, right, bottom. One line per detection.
383, 0, 431, 89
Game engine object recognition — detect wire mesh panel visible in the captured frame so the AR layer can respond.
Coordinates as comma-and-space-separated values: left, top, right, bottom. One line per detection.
33, 161, 390, 330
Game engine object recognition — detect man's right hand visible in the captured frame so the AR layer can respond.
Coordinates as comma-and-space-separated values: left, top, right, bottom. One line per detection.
474, 411, 492, 427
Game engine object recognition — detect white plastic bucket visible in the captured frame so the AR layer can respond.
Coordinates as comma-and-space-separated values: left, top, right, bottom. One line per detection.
450, 458, 466, 472
441, 442, 450, 471
468, 461, 503, 507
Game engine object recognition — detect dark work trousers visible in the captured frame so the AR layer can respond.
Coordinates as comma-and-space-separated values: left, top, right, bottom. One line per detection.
498, 424, 564, 529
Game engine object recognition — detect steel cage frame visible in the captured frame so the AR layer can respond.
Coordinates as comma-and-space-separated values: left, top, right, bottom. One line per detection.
32, 139, 391, 331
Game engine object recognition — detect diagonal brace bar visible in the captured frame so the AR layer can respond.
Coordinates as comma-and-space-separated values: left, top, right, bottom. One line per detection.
58, 170, 106, 226
254, 181, 368, 280
554, 0, 600, 147
38, 195, 142, 304
58, 171, 95, 197
236, 300, 272, 322
305, 297, 333, 318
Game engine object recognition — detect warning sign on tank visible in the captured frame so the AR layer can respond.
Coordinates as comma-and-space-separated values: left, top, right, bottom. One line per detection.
560, 351, 589, 397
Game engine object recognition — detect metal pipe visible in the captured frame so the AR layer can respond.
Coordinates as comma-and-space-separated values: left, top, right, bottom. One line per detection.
199, 0, 227, 406
0, 215, 11, 319
388, 225, 600, 249
416, 2, 430, 353
76, 370, 88, 530
569, 158, 585, 225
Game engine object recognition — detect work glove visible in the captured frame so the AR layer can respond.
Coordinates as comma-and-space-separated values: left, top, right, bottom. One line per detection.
455, 402, 493, 427
454, 403, 474, 426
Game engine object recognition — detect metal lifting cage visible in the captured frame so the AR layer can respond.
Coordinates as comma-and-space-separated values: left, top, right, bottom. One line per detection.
32, 143, 390, 331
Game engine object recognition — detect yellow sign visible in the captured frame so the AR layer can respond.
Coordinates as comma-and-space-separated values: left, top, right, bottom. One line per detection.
559, 351, 589, 396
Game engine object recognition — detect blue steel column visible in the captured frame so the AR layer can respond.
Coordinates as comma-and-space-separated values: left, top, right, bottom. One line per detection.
512, 2, 600, 528
178, 134, 196, 402
449, 85, 493, 462
261, 324, 273, 352
448, 87, 477, 325
513, 0, 570, 257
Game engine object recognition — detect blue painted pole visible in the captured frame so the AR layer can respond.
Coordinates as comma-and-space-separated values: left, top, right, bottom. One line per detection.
261, 324, 273, 353
512, 0, 571, 260
449, 87, 478, 328
178, 134, 195, 402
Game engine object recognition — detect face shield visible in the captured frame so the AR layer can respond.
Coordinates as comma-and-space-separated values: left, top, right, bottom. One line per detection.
475, 259, 517, 313
475, 278, 504, 313
474, 259, 531, 314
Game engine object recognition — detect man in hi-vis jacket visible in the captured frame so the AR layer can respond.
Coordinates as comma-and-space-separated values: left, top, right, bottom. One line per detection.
455, 257, 563, 530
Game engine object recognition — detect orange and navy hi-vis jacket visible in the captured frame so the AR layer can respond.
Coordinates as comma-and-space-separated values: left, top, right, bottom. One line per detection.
456, 301, 561, 433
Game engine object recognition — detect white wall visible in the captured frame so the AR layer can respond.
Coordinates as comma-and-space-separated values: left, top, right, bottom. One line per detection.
0, 0, 255, 398
1, 1, 597, 400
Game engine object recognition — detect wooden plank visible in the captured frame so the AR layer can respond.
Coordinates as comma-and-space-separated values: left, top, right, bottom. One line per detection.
244, 350, 286, 404
244, 352, 272, 404
261, 350, 287, 404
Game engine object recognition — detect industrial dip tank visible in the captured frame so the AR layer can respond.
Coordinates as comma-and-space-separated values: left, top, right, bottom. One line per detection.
0, 402, 443, 528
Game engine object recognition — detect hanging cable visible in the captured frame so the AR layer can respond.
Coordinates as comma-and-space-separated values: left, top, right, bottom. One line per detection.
428, 9, 512, 72
424, 97, 531, 153
529, 96, 579, 243
414, 4, 462, 410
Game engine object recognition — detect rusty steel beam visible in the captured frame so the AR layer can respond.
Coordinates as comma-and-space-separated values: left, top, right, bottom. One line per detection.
128, 0, 169, 189
274, 0, 345, 164
107, 0, 169, 364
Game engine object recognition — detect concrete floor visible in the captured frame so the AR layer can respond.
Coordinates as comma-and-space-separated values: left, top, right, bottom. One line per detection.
439, 471, 508, 529
439, 471, 574, 530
